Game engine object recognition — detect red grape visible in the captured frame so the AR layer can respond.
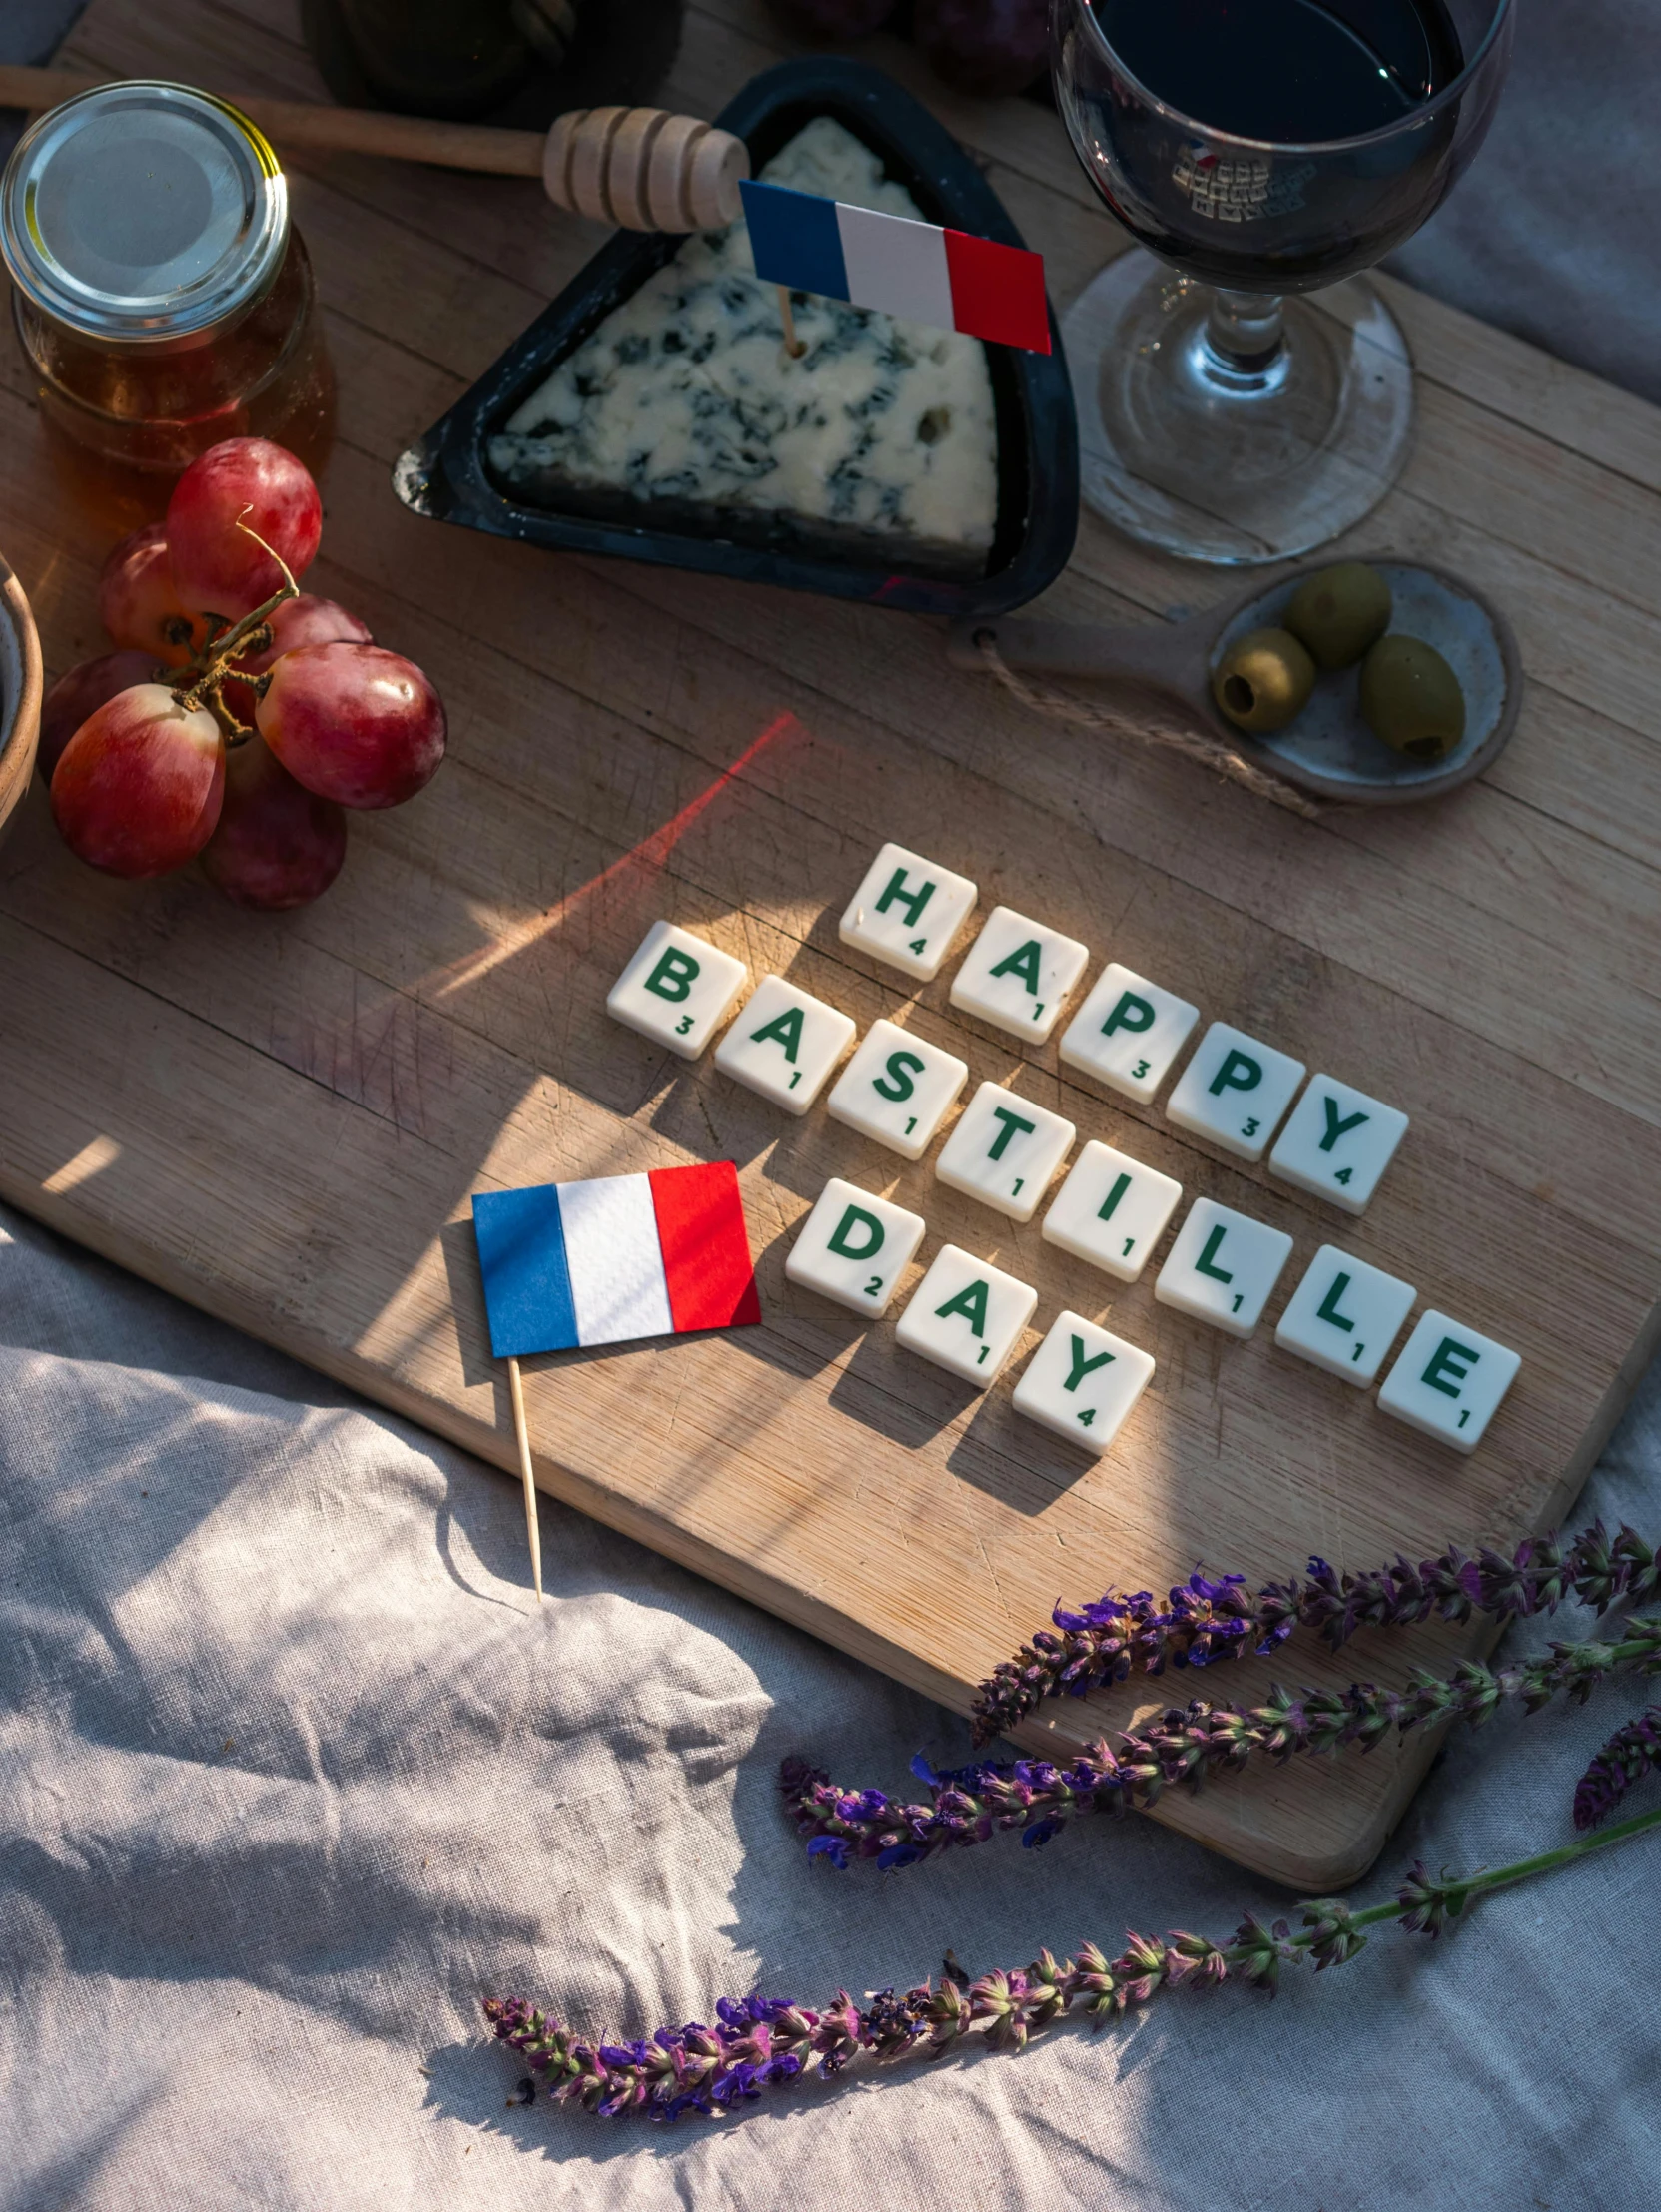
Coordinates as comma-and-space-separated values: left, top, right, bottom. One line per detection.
221, 594, 374, 726
913, 0, 1049, 96
98, 525, 206, 665
166, 437, 324, 620
51, 683, 225, 878
201, 735, 347, 911
257, 643, 446, 810
38, 651, 157, 784
765, 0, 899, 30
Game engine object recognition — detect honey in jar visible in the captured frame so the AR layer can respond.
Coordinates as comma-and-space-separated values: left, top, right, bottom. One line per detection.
0, 82, 336, 534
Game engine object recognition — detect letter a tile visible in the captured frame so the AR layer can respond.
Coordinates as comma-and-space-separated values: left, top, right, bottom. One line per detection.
895, 1245, 1037, 1387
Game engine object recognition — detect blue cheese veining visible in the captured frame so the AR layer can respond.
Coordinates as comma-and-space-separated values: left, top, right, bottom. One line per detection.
486, 117, 999, 570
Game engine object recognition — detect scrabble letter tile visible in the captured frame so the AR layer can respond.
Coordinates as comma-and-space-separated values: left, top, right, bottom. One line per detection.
839, 842, 978, 982
948, 906, 1090, 1043
1274, 1244, 1416, 1385
1013, 1311, 1156, 1454
1154, 1197, 1293, 1338
606, 920, 747, 1060
1042, 1140, 1183, 1283
1059, 963, 1201, 1104
826, 1018, 968, 1160
1267, 1075, 1409, 1214
934, 1081, 1076, 1222
1377, 1310, 1521, 1454
714, 975, 856, 1114
1165, 1022, 1306, 1161
895, 1244, 1038, 1387
784, 1177, 926, 1317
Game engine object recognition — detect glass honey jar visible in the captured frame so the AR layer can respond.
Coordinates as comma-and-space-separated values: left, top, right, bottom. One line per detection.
0, 82, 336, 534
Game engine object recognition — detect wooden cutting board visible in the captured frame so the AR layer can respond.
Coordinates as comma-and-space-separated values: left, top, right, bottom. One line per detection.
5, 0, 1661, 1888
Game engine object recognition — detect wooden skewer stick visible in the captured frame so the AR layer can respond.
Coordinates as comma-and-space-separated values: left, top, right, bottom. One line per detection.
0, 66, 751, 230
505, 1355, 543, 1605
778, 286, 806, 359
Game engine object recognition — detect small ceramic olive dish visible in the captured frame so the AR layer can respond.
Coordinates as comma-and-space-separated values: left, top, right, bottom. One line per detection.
0, 550, 43, 847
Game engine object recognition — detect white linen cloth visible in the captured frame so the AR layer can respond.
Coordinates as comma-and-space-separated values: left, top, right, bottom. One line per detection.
4, 1198, 1659, 2209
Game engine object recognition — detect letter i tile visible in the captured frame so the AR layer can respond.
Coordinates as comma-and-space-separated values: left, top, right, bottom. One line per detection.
1013, 1312, 1156, 1454
895, 1245, 1038, 1387
785, 1177, 927, 1317
1042, 1140, 1183, 1283
714, 975, 857, 1113
1154, 1197, 1294, 1338
949, 906, 1091, 1043
1377, 1310, 1521, 1453
606, 920, 749, 1059
1274, 1244, 1416, 1385
1165, 1021, 1306, 1160
839, 842, 978, 982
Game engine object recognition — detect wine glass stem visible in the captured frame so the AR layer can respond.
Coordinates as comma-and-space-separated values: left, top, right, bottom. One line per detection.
1205, 289, 1287, 383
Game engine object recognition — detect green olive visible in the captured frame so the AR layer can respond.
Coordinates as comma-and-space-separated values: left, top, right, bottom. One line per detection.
1212, 627, 1316, 734
1283, 561, 1393, 671
1358, 635, 1467, 762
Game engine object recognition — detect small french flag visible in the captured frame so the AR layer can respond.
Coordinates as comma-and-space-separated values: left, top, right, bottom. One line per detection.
472, 1162, 760, 1359
740, 179, 1051, 356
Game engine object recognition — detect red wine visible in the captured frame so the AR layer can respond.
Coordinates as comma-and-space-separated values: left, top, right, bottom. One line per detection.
1092, 0, 1464, 143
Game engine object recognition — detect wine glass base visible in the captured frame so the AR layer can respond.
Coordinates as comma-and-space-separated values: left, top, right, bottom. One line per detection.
1063, 251, 1414, 567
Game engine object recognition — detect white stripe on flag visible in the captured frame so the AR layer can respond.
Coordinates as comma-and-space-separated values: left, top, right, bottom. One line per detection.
834, 203, 955, 332
557, 1173, 674, 1347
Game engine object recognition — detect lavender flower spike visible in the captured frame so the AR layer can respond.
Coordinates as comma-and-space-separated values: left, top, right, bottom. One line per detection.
972, 1517, 1661, 1743
1573, 1705, 1661, 1831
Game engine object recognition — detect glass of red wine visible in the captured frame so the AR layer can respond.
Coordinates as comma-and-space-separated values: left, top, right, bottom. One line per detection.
1052, 0, 1514, 563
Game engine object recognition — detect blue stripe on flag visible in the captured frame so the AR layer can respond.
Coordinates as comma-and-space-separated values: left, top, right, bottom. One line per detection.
472, 1183, 579, 1358
740, 180, 850, 303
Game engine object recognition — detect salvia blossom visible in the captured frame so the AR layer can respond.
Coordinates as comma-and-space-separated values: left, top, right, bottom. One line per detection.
783, 1617, 1661, 1871
972, 1518, 1661, 1742
1573, 1703, 1661, 1830
481, 1805, 1661, 2121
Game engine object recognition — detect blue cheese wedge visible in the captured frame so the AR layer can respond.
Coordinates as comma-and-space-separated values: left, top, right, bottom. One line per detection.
487, 117, 999, 573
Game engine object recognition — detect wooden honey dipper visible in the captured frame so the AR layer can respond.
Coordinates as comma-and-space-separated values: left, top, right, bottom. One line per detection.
0, 66, 751, 231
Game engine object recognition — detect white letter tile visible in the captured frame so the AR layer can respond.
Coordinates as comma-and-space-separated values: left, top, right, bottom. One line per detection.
895, 1244, 1038, 1388
1059, 963, 1201, 1104
839, 842, 978, 982
948, 906, 1090, 1043
934, 1081, 1076, 1222
1165, 1022, 1306, 1161
606, 920, 747, 1061
1154, 1197, 1294, 1338
1274, 1244, 1416, 1385
1012, 1311, 1156, 1454
1267, 1075, 1409, 1214
714, 975, 856, 1114
825, 1018, 968, 1160
1377, 1310, 1521, 1454
784, 1177, 926, 1318
1042, 1140, 1183, 1284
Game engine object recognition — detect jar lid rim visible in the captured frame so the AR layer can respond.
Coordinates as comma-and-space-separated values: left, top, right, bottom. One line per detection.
0, 80, 289, 343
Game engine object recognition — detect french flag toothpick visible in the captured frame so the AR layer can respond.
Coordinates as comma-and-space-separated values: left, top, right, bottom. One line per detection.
472, 1163, 761, 1603
740, 179, 1052, 356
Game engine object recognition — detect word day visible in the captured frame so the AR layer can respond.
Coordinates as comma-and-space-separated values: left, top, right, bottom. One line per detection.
606, 843, 1520, 1460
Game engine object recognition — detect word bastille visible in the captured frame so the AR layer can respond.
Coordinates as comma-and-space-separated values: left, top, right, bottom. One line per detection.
607, 843, 1520, 1460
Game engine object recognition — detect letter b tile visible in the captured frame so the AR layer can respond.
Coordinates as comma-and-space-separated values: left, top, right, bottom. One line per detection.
1165, 1022, 1306, 1161
785, 1177, 927, 1318
606, 920, 748, 1060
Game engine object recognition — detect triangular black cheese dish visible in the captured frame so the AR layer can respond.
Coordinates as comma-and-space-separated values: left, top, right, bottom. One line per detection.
393, 58, 1079, 620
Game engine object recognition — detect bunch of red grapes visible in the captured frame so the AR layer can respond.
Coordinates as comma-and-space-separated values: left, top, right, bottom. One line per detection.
769, 0, 1048, 99
41, 437, 445, 911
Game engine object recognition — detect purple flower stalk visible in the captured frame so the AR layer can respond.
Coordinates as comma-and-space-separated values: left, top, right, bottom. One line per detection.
482, 1805, 1661, 2122
782, 1617, 1661, 1871
973, 1519, 1661, 1743
1573, 1704, 1661, 1830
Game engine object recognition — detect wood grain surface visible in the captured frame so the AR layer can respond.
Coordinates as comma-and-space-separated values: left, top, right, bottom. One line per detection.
4, 0, 1660, 1889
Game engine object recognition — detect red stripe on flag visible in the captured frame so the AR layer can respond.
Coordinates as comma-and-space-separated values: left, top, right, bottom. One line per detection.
942, 229, 1051, 355
649, 1162, 761, 1334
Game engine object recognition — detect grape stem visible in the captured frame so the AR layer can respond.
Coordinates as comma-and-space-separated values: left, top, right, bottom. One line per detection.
170, 508, 302, 739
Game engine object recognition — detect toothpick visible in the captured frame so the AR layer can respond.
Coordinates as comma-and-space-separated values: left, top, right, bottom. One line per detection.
778, 285, 805, 359
505, 1355, 543, 1604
